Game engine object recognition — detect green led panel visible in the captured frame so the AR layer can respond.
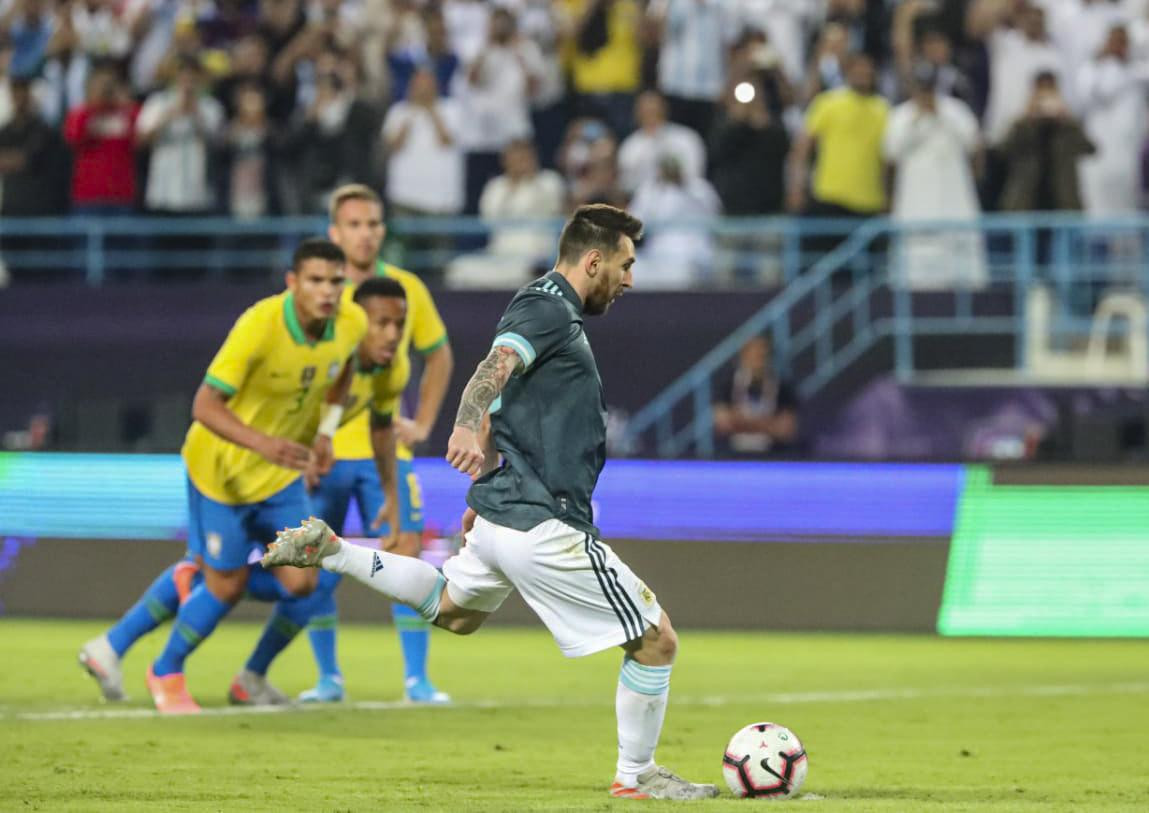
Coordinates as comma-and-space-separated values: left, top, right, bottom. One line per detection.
938, 467, 1149, 636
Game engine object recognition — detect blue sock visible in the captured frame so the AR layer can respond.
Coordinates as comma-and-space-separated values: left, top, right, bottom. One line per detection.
246, 564, 294, 603
392, 602, 430, 682
106, 564, 181, 657
306, 570, 342, 678
152, 585, 232, 677
245, 570, 339, 676
244, 598, 312, 676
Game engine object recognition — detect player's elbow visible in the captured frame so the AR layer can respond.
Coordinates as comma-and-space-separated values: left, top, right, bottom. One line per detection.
191, 385, 222, 424
429, 341, 454, 376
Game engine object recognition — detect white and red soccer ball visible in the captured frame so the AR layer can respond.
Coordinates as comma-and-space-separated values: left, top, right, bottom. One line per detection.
722, 722, 808, 800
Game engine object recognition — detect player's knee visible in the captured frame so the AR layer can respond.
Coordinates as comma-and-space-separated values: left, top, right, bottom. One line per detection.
655, 622, 679, 662
204, 568, 247, 604
278, 569, 318, 598
434, 608, 486, 636
434, 615, 473, 635
642, 614, 677, 663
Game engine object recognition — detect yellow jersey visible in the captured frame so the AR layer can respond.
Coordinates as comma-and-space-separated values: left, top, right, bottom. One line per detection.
183, 291, 368, 505
805, 88, 889, 213
333, 350, 411, 458
334, 261, 448, 461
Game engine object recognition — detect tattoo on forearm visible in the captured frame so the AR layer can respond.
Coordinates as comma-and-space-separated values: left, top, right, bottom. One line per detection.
455, 347, 516, 431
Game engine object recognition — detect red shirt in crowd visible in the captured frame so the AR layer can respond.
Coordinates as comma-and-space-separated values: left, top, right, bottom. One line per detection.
63, 102, 140, 207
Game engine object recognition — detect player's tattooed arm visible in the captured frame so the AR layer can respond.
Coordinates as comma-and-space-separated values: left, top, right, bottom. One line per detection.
447, 347, 520, 477
453, 346, 521, 432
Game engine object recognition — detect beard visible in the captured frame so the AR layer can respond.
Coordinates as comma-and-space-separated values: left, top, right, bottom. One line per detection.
583, 275, 616, 315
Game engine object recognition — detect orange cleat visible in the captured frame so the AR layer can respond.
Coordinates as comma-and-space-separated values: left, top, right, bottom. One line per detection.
146, 665, 202, 715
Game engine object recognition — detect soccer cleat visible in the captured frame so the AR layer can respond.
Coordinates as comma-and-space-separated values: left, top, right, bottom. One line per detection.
228, 670, 291, 707
404, 676, 451, 705
609, 766, 720, 801
261, 517, 340, 569
146, 665, 201, 715
298, 674, 345, 703
78, 635, 126, 702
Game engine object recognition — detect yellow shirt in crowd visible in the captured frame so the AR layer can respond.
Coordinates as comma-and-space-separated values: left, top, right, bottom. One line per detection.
805, 89, 889, 214
559, 0, 642, 94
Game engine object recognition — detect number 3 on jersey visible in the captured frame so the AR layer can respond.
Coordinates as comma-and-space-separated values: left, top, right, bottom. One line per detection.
287, 366, 317, 415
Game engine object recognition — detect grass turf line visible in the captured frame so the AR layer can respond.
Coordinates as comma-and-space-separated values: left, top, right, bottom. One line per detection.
0, 619, 1147, 811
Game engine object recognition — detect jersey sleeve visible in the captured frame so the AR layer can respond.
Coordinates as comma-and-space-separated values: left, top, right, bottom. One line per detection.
406, 275, 448, 353
492, 293, 571, 371
203, 304, 269, 397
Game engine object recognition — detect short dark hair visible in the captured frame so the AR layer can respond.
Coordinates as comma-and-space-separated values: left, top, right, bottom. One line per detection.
291, 238, 345, 271
353, 276, 406, 306
557, 205, 644, 265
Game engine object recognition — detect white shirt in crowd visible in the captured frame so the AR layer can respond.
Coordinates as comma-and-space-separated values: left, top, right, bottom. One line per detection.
650, 0, 739, 102
41, 1, 138, 119
884, 94, 986, 289
617, 122, 706, 194
513, 0, 565, 108
480, 168, 566, 256
137, 90, 225, 211
736, 0, 820, 85
446, 167, 566, 288
459, 40, 543, 152
1038, 0, 1127, 109
1077, 54, 1149, 214
629, 175, 722, 290
126, 0, 182, 93
443, 0, 491, 65
382, 98, 465, 214
983, 27, 1063, 145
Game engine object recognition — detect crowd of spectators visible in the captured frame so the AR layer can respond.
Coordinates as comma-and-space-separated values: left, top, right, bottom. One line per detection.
2, 0, 1149, 287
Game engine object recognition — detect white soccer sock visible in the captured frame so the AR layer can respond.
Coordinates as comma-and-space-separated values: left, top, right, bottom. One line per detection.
615, 657, 672, 784
321, 541, 446, 621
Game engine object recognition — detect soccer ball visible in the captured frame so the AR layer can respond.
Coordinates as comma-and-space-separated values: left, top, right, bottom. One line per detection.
722, 722, 808, 800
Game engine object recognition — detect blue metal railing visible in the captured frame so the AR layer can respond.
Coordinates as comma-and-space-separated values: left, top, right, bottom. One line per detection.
621, 214, 1149, 458
0, 213, 1045, 288
3, 212, 1148, 458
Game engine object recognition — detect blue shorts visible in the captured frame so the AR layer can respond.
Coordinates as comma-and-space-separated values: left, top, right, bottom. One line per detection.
311, 458, 424, 537
186, 477, 312, 570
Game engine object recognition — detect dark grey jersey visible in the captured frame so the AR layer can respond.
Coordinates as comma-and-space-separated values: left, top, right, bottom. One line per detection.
466, 272, 606, 537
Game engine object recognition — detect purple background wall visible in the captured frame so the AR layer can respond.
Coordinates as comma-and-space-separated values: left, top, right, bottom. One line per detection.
0, 285, 772, 451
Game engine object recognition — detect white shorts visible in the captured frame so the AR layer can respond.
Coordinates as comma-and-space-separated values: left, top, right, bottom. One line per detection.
443, 515, 663, 658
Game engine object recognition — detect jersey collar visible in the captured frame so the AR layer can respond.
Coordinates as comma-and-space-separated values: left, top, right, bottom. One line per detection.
375, 259, 390, 278
545, 270, 584, 311
283, 292, 335, 346
355, 349, 390, 374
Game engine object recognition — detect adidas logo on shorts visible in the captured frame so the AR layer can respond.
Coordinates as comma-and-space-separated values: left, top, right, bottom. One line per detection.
370, 553, 384, 577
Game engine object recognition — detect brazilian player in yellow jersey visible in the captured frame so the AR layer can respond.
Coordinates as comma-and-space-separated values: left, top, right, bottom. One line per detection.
290, 183, 454, 704
146, 239, 367, 714
233, 276, 412, 700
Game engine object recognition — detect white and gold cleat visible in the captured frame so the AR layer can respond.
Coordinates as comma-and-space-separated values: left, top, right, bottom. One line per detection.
261, 517, 341, 568
609, 766, 720, 801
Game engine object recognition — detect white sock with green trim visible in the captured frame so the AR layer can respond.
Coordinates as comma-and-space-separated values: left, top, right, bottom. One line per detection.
615, 656, 672, 785
321, 541, 445, 621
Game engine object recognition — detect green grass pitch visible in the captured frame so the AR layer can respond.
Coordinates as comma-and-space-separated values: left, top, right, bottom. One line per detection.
1, 619, 1146, 811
